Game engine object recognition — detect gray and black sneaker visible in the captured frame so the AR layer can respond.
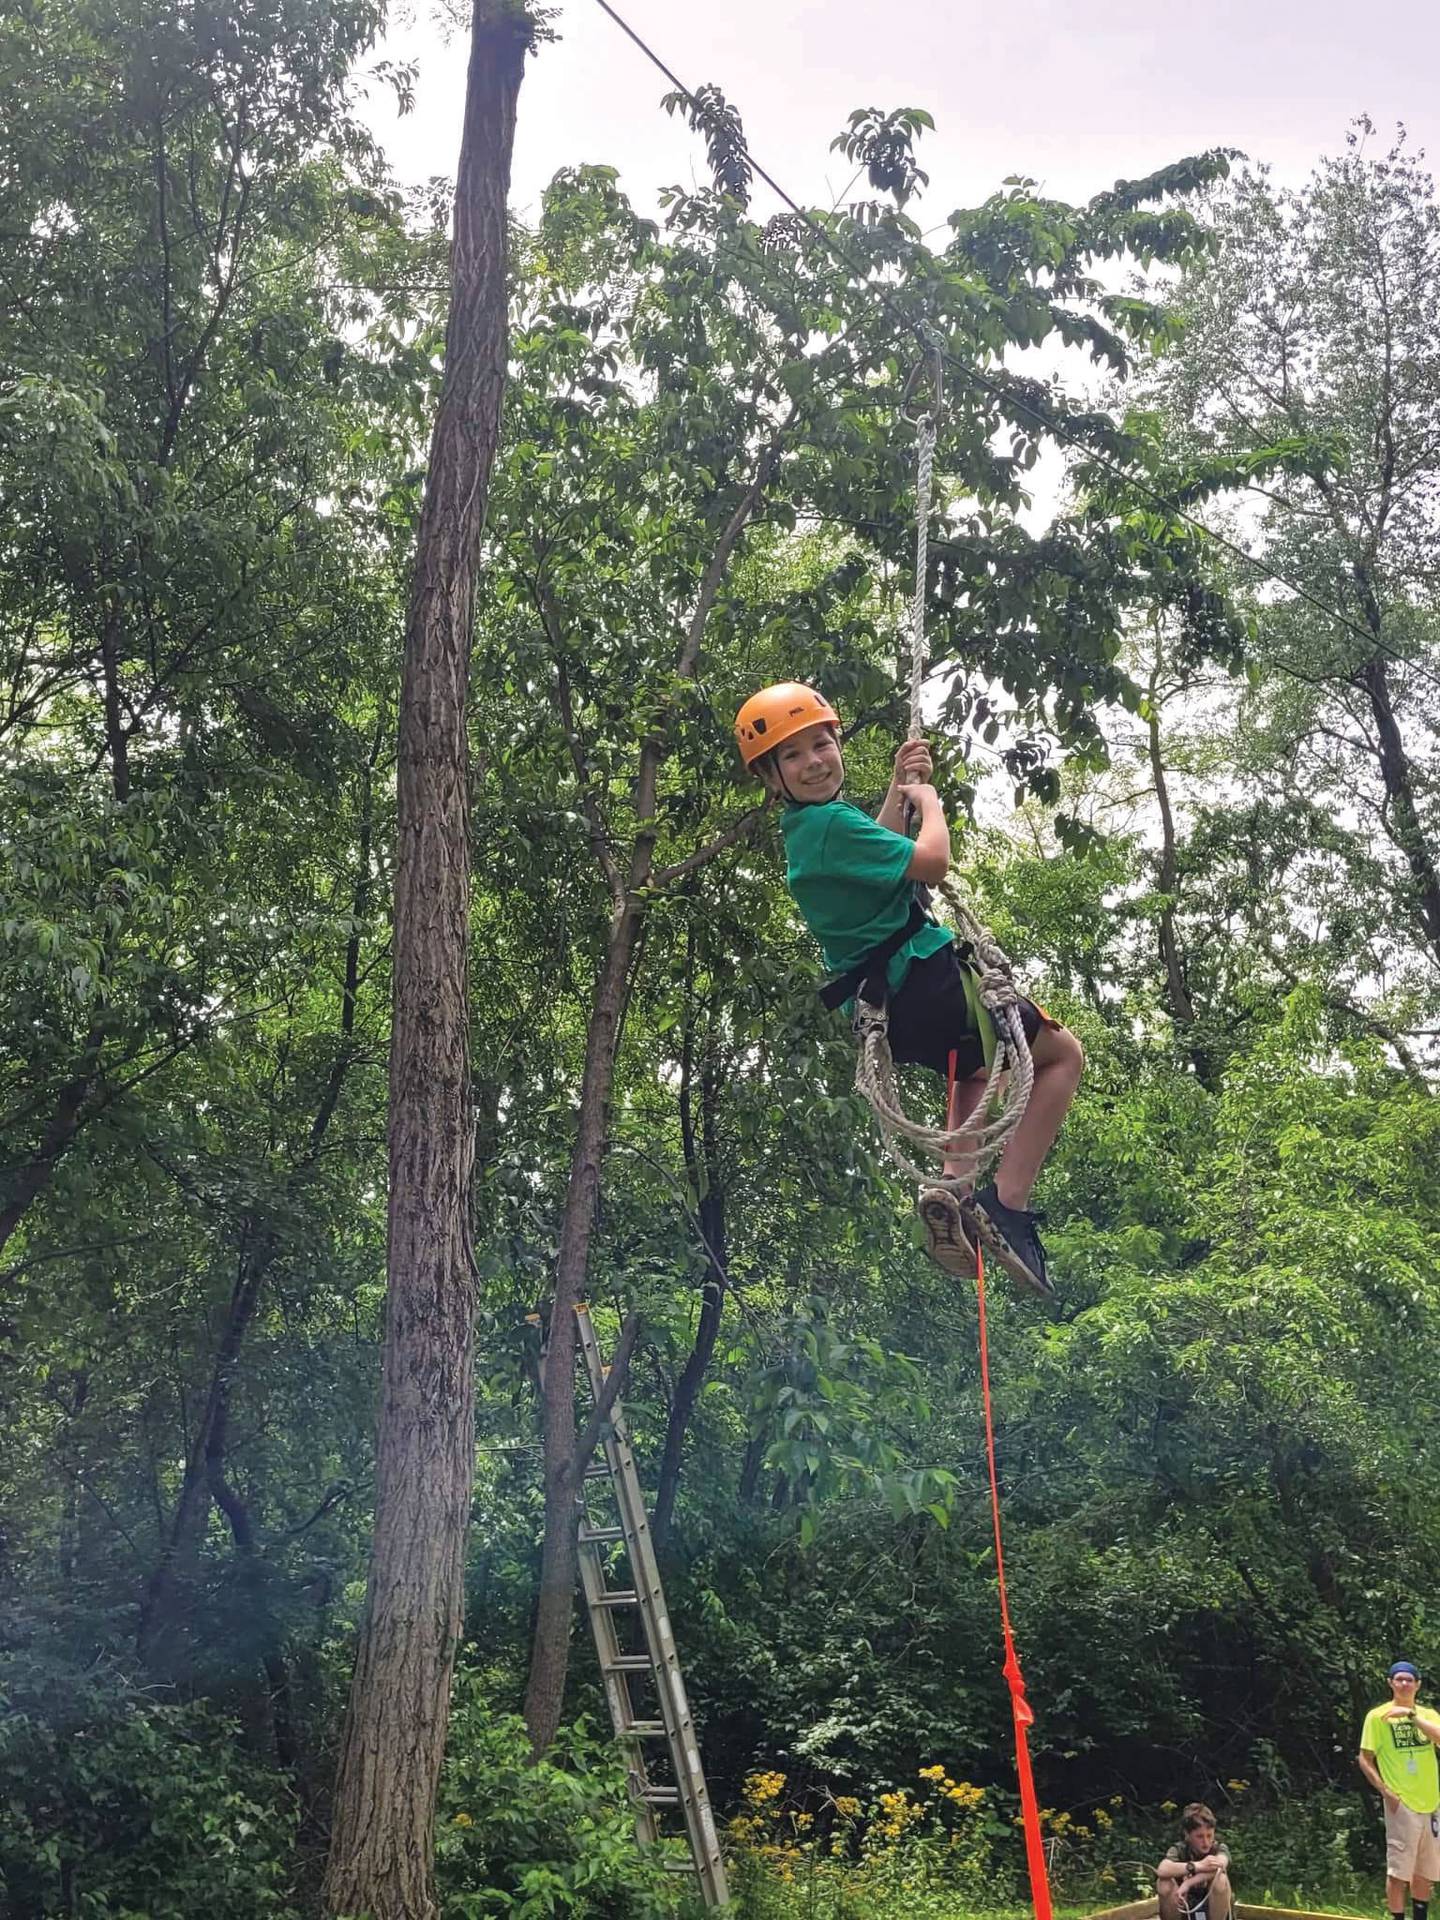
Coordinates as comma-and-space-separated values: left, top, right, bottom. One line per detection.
917, 1186, 978, 1279
963, 1184, 1054, 1299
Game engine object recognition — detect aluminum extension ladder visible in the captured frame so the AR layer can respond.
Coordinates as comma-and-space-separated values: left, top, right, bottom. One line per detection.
573, 1302, 730, 1909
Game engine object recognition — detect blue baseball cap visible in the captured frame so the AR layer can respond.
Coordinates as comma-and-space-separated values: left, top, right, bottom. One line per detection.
1391, 1661, 1421, 1679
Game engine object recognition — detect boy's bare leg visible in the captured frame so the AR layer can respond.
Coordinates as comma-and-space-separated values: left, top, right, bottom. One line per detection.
941, 1070, 988, 1185
1159, 1884, 1185, 1920
1207, 1869, 1232, 1920
991, 1022, 1083, 1209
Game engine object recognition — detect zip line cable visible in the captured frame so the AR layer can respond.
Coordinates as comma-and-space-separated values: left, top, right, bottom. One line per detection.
588, 0, 1440, 706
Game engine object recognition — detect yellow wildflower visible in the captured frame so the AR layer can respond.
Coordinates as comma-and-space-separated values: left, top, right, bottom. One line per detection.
744, 1769, 787, 1808
451, 1812, 473, 1828
918, 1764, 948, 1782
874, 1789, 922, 1840
833, 1796, 861, 1819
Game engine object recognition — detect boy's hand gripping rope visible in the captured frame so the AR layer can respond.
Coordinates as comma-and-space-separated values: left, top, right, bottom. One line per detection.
851, 338, 1035, 1192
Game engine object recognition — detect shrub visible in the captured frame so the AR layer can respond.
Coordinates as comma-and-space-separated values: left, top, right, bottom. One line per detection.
725, 1763, 1021, 1917
435, 1673, 699, 1917
0, 1654, 301, 1916
724, 1766, 1376, 1918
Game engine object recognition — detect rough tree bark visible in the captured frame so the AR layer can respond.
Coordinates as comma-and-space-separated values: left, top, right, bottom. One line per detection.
1142, 632, 1217, 1088
0, 1027, 105, 1259
653, 1036, 728, 1553
137, 1227, 275, 1666
322, 6, 531, 1916
1351, 641, 1440, 970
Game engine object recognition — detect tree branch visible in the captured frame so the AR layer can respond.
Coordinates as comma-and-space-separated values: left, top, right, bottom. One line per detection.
569, 1309, 641, 1483
548, 634, 625, 908
679, 427, 789, 680
652, 802, 771, 888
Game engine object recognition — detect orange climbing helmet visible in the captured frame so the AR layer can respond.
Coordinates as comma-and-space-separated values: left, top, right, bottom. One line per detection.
733, 682, 841, 768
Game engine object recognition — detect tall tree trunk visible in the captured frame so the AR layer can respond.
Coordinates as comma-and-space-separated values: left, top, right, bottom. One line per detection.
138, 1232, 273, 1665
1352, 648, 1440, 969
0, 1025, 104, 1259
323, 7, 530, 1916
100, 606, 131, 801
653, 1049, 728, 1552
522, 902, 642, 1752
1143, 640, 1214, 1085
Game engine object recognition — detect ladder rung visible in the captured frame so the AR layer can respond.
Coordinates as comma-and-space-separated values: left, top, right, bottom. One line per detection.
578, 1311, 729, 1907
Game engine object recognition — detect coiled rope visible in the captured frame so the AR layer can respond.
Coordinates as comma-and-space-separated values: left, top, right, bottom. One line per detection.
850, 338, 1035, 1192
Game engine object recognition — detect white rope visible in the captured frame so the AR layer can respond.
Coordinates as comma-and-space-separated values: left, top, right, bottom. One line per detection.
906, 408, 935, 744
851, 341, 1035, 1195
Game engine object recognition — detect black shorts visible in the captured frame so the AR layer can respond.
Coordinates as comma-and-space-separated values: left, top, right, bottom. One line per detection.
885, 942, 1050, 1080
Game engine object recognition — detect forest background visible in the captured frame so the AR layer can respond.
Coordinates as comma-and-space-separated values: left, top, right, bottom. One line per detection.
2, 0, 1439, 1914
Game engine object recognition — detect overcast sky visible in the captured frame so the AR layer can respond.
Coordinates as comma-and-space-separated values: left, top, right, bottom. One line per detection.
367, 0, 1440, 224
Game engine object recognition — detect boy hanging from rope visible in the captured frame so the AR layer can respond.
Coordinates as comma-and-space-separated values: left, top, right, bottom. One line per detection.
735, 682, 1084, 1297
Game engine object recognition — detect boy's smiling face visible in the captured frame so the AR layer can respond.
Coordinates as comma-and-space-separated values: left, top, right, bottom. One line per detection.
770, 721, 843, 803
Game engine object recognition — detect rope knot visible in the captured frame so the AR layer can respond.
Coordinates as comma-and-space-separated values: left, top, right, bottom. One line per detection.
978, 967, 1018, 1009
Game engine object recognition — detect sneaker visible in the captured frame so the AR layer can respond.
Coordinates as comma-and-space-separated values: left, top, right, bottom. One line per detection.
963, 1184, 1054, 1299
917, 1186, 978, 1278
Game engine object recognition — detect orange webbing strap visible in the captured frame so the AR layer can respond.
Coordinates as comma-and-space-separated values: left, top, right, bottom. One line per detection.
975, 1242, 1054, 1920
948, 1044, 1052, 1919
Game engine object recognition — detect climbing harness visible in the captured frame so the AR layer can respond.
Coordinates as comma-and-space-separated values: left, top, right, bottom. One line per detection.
849, 335, 1035, 1195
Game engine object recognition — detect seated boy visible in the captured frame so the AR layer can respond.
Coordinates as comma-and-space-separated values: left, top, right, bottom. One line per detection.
1158, 1802, 1232, 1920
734, 681, 1083, 1296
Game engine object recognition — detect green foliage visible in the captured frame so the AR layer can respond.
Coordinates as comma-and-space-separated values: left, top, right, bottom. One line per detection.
3, 12, 1438, 1909
831, 107, 935, 208
435, 1678, 694, 1917
0, 1653, 301, 1915
746, 1298, 956, 1541
1130, 121, 1440, 1034
726, 1775, 1378, 1917
725, 1761, 1018, 1918
662, 85, 753, 207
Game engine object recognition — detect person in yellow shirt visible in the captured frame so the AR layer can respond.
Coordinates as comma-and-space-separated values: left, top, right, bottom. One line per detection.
1359, 1660, 1440, 1920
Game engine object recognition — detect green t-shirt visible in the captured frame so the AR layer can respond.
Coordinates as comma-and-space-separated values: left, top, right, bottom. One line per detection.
780, 798, 952, 995
1361, 1703, 1440, 1812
